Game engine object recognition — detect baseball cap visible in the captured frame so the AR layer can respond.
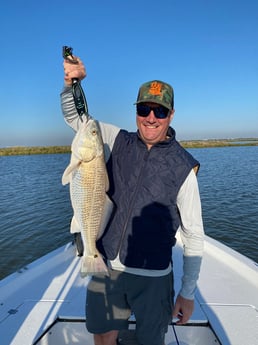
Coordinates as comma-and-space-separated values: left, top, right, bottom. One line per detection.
135, 80, 174, 110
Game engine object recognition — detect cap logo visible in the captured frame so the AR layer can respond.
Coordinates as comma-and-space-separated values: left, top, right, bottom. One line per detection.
148, 82, 162, 96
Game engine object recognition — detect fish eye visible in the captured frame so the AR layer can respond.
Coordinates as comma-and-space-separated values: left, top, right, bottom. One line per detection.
92, 130, 97, 135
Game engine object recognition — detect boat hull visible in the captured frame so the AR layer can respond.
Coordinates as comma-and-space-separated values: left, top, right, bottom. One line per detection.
0, 235, 257, 345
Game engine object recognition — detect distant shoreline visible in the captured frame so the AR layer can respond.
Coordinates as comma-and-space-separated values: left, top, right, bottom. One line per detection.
1, 139, 258, 156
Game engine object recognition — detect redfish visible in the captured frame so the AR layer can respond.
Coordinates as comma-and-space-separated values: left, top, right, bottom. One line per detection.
62, 119, 111, 277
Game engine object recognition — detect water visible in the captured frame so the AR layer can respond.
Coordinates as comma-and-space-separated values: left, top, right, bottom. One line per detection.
0, 147, 257, 280
0, 154, 73, 280
192, 146, 258, 261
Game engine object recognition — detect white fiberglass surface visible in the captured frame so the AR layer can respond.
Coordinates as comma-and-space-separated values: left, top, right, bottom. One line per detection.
35, 320, 220, 345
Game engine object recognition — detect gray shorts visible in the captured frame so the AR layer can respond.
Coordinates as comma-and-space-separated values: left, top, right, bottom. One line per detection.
86, 268, 174, 345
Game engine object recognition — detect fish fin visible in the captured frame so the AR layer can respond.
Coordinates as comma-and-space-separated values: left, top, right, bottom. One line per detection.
97, 194, 114, 239
70, 216, 81, 234
80, 254, 109, 277
62, 159, 81, 185
62, 165, 74, 185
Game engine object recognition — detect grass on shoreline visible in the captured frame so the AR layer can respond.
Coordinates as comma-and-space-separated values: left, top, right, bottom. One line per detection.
0, 146, 71, 156
1, 139, 258, 156
180, 138, 258, 149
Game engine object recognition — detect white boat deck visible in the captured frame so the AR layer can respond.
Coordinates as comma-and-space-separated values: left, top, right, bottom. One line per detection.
0, 235, 257, 345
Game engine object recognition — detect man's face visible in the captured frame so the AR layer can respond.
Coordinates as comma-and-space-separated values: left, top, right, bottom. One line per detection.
136, 102, 174, 149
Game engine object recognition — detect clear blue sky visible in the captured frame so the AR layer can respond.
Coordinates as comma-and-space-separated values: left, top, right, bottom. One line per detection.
0, 0, 257, 147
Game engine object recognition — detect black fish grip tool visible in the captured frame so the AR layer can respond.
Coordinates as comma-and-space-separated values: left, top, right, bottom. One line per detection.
63, 46, 88, 121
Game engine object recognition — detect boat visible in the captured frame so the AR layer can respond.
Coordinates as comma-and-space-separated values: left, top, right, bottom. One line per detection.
0, 233, 257, 345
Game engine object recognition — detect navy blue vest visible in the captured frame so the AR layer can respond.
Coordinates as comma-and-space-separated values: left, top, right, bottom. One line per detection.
97, 128, 199, 269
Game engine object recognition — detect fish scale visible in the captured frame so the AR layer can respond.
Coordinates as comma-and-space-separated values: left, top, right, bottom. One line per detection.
72, 159, 106, 253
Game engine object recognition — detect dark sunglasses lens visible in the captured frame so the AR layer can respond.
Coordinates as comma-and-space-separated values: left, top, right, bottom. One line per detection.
154, 107, 169, 119
137, 105, 150, 117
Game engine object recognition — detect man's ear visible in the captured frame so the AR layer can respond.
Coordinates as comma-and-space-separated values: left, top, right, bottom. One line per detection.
169, 109, 175, 122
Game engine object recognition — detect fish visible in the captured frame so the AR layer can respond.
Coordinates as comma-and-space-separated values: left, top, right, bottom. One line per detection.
62, 119, 111, 277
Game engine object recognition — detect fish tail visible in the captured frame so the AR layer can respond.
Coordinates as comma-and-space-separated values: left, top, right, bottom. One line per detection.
80, 254, 109, 277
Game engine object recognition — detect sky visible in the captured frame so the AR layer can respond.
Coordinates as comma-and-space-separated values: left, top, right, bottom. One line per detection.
0, 0, 257, 147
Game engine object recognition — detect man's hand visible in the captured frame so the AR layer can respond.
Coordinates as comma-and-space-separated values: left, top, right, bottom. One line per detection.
173, 294, 194, 325
63, 57, 86, 86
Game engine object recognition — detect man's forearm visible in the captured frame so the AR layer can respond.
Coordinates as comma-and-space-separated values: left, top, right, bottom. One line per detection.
60, 86, 90, 132
179, 255, 202, 299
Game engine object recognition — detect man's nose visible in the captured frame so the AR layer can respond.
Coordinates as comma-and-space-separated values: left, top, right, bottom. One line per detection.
146, 110, 156, 121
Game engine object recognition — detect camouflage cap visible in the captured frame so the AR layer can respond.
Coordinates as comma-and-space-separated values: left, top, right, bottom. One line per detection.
135, 80, 174, 110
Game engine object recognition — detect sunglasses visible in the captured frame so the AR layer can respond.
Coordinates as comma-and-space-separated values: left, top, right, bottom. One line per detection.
136, 104, 170, 119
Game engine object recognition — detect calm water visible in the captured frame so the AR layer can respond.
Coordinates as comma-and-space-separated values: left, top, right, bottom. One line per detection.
0, 146, 257, 280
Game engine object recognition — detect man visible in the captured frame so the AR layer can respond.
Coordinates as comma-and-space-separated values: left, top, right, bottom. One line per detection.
61, 56, 204, 345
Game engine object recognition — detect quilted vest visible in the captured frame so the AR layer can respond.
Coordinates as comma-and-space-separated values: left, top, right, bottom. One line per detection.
97, 127, 199, 270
